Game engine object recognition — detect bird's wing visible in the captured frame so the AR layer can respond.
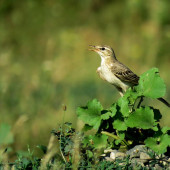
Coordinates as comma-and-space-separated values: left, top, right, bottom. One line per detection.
111, 62, 139, 85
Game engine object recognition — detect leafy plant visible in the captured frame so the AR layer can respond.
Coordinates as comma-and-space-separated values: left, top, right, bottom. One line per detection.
0, 120, 169, 169
76, 68, 170, 154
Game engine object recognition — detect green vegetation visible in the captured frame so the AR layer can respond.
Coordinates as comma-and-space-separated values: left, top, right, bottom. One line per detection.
0, 68, 169, 169
0, 0, 170, 164
0, 123, 169, 169
77, 68, 170, 154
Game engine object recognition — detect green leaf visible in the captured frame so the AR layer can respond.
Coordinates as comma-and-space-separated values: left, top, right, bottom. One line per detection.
145, 134, 170, 154
101, 111, 112, 120
113, 119, 127, 131
109, 104, 117, 117
136, 68, 166, 98
117, 96, 130, 117
76, 99, 103, 130
91, 134, 108, 149
82, 134, 108, 149
126, 107, 156, 129
152, 126, 159, 131
0, 123, 13, 145
124, 88, 139, 105
82, 124, 93, 132
161, 126, 170, 134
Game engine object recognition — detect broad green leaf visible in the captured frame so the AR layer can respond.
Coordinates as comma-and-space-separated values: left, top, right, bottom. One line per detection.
145, 134, 170, 154
152, 126, 159, 131
117, 97, 130, 117
87, 98, 103, 113
161, 126, 170, 134
82, 124, 93, 132
124, 88, 139, 105
109, 104, 117, 117
126, 107, 155, 129
101, 111, 112, 120
91, 134, 108, 149
76, 99, 103, 130
0, 123, 14, 145
136, 68, 166, 98
82, 134, 108, 149
113, 119, 127, 131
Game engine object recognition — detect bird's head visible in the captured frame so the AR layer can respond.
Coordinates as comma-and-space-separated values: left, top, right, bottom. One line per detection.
89, 45, 116, 61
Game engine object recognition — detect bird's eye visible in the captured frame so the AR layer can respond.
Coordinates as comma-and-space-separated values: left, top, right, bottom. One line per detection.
100, 47, 105, 51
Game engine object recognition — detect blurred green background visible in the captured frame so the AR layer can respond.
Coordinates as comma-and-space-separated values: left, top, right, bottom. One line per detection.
0, 0, 170, 158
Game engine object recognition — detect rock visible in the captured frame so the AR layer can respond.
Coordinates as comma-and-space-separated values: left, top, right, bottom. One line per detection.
140, 152, 151, 160
104, 149, 114, 153
105, 157, 114, 162
110, 151, 116, 160
118, 162, 126, 166
115, 151, 126, 158
102, 145, 170, 168
100, 153, 106, 157
110, 150, 126, 160
168, 158, 170, 162
155, 164, 163, 170
126, 145, 147, 158
131, 158, 145, 167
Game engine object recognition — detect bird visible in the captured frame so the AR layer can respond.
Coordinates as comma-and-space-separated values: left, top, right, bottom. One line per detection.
89, 45, 170, 107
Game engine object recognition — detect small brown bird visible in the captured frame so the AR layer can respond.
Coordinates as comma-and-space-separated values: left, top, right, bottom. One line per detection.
89, 45, 170, 107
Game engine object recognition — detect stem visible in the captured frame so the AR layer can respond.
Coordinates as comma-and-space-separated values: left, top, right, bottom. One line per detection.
101, 131, 129, 146
59, 133, 67, 163
101, 131, 119, 140
137, 96, 144, 108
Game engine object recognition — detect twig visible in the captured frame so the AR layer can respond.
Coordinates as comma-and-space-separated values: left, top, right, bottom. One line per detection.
137, 96, 144, 108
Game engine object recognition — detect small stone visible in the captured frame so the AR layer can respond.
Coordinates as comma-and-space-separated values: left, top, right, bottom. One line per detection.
140, 152, 151, 160
115, 151, 126, 158
131, 158, 145, 167
105, 157, 114, 162
104, 149, 115, 153
163, 161, 167, 166
100, 154, 106, 157
167, 158, 170, 164
118, 162, 126, 166
109, 150, 126, 160
110, 151, 116, 160
155, 164, 163, 170
126, 145, 147, 158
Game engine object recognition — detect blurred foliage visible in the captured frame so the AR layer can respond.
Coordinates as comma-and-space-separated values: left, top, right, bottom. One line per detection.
0, 0, 169, 159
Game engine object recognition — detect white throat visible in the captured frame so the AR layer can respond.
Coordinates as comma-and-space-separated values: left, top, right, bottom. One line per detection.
99, 54, 106, 65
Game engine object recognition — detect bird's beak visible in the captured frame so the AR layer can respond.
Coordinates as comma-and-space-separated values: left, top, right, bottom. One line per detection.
88, 45, 99, 52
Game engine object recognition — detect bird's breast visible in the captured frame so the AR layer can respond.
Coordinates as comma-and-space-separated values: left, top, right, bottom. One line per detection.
99, 64, 129, 92
100, 65, 120, 85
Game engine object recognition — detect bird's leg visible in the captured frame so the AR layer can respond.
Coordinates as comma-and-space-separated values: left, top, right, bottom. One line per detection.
119, 92, 124, 97
115, 86, 124, 97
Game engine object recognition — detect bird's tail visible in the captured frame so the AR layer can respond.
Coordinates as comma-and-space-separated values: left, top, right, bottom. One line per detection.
158, 98, 170, 107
